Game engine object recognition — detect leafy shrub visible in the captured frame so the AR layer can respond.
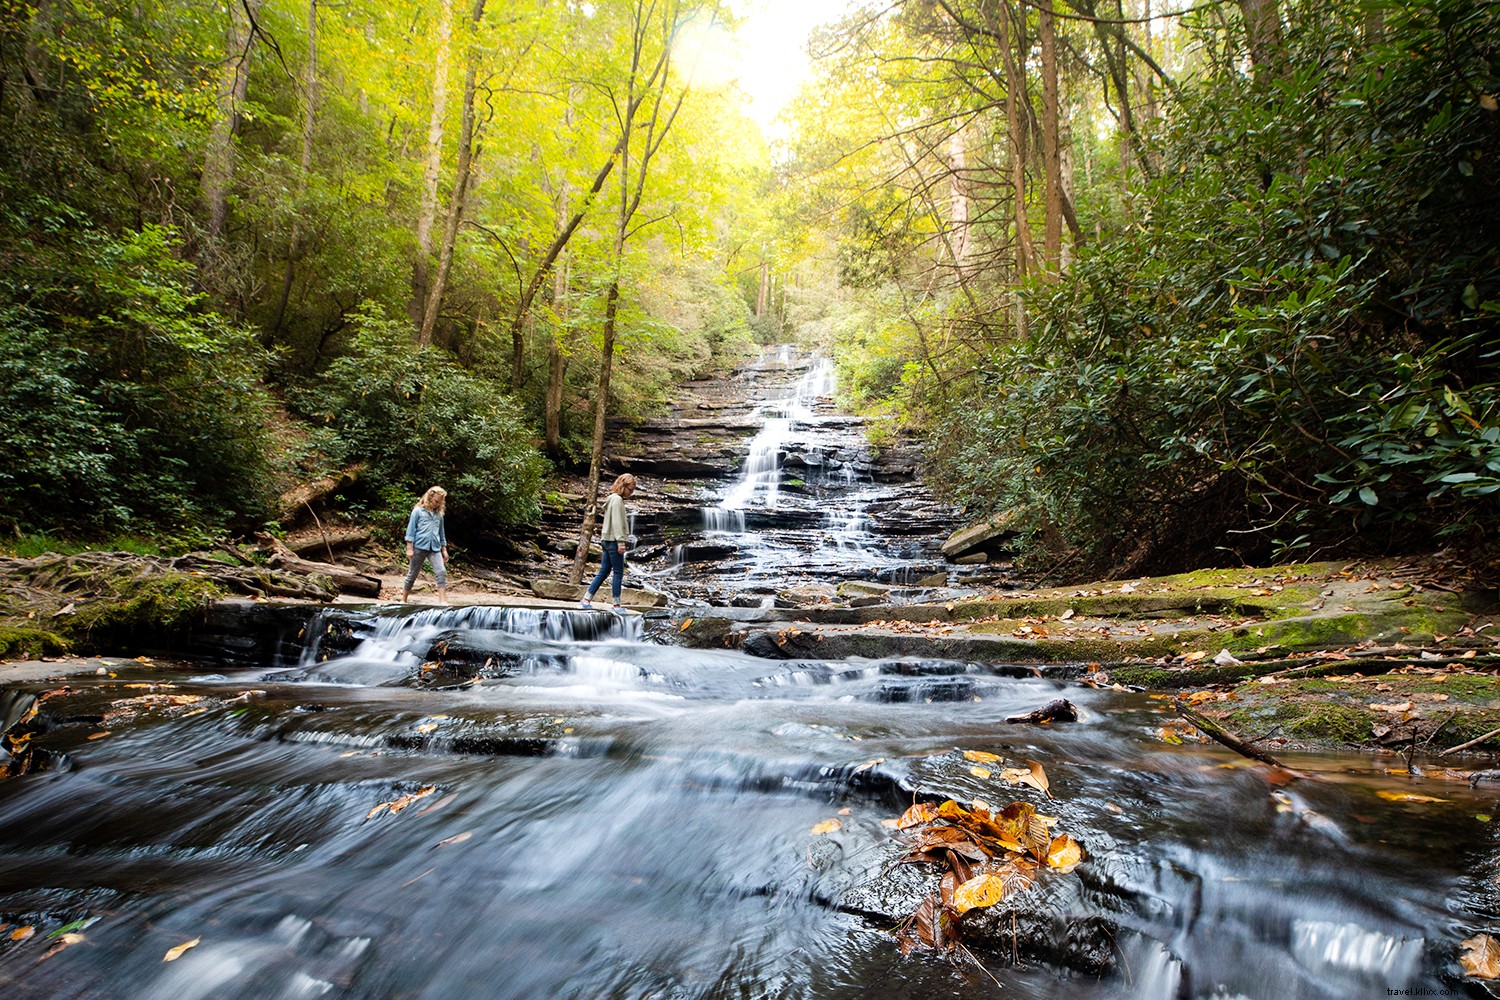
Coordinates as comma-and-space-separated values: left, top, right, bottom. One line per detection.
300, 304, 548, 534
0, 221, 277, 536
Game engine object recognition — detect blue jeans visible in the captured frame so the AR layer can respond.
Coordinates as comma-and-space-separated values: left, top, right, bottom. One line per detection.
587, 540, 625, 602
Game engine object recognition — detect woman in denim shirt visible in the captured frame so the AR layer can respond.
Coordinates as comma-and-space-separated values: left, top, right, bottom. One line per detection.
402, 486, 449, 604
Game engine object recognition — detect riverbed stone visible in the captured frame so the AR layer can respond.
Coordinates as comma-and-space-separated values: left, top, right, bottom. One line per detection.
940, 513, 1019, 560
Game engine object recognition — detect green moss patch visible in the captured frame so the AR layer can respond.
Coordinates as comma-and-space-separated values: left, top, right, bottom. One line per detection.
0, 626, 70, 659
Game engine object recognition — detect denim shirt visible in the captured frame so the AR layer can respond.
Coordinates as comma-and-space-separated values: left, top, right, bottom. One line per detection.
405, 506, 447, 551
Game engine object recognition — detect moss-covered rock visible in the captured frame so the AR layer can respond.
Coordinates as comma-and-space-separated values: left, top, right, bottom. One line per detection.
0, 626, 70, 660
58, 573, 223, 651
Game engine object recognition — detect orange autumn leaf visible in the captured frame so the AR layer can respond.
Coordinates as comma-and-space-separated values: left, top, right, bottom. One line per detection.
963, 750, 1002, 763
896, 802, 938, 829
10, 925, 34, 941
1461, 934, 1500, 979
969, 765, 992, 779
810, 818, 843, 836
163, 938, 200, 962
1047, 834, 1083, 872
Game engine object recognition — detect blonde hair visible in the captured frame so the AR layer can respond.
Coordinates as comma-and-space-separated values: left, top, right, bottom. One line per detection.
610, 473, 637, 496
418, 486, 447, 513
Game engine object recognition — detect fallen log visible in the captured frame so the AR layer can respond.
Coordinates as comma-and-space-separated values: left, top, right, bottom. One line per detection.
255, 533, 381, 598
286, 529, 371, 559
275, 463, 366, 525
1005, 699, 1078, 725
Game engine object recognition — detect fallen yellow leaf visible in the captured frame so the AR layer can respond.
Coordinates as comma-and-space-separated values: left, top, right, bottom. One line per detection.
1026, 760, 1051, 797
963, 750, 1002, 763
1377, 790, 1447, 803
1046, 834, 1083, 872
11, 925, 34, 941
951, 873, 1007, 914
810, 818, 842, 836
163, 937, 200, 962
970, 765, 992, 779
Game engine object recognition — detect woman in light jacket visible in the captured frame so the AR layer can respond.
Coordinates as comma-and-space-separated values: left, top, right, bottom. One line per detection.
581, 473, 637, 609
402, 486, 449, 604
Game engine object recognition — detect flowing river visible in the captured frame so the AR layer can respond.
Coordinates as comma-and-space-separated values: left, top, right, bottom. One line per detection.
0, 604, 1494, 999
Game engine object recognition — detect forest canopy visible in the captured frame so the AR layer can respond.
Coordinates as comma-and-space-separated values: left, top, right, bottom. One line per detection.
0, 0, 1495, 577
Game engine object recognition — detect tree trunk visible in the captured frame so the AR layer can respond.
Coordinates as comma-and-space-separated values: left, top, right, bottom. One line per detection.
755, 259, 769, 317
1038, 0, 1063, 272
543, 214, 571, 459
994, 0, 1031, 335
419, 0, 487, 348
269, 0, 318, 341
569, 279, 620, 584
202, 0, 259, 240
409, 0, 453, 332
1238, 0, 1285, 80
948, 125, 971, 277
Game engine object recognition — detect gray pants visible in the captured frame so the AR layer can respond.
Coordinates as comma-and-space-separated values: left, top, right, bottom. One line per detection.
403, 549, 446, 590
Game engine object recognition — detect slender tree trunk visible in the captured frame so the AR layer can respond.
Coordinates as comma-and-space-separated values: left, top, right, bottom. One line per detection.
755, 259, 769, 317
419, 0, 487, 348
543, 199, 572, 457
1038, 0, 1062, 271
994, 0, 1031, 335
269, 0, 318, 340
202, 0, 259, 240
948, 124, 971, 277
1238, 0, 1285, 80
570, 278, 620, 584
409, 0, 453, 331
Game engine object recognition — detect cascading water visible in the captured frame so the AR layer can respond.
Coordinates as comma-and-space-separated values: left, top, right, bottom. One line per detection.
0, 604, 1494, 1000
676, 349, 939, 598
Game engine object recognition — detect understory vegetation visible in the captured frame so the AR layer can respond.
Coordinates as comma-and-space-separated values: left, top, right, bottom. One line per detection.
789, 0, 1499, 578
0, 0, 763, 548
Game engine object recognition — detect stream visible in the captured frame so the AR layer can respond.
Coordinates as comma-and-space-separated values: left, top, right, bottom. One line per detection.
1, 350, 1496, 998
0, 606, 1496, 999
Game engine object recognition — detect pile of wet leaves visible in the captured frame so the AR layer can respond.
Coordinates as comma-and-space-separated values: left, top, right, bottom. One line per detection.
886, 755, 1083, 960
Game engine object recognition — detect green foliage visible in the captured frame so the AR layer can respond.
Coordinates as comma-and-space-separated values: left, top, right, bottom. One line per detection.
300, 305, 548, 533
0, 214, 278, 536
926, 0, 1500, 575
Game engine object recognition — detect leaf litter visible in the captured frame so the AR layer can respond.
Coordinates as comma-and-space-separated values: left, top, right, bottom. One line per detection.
889, 790, 1085, 960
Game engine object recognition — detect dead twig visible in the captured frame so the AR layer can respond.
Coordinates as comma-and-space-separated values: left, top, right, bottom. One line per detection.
1173, 700, 1289, 769
1439, 726, 1500, 757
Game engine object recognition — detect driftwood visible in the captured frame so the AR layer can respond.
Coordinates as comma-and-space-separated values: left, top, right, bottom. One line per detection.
255, 533, 382, 598
1440, 727, 1500, 757
286, 529, 371, 559
1005, 699, 1078, 725
1173, 700, 1288, 769
275, 463, 366, 525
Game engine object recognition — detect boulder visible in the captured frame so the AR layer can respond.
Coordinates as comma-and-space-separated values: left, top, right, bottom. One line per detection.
940, 513, 1018, 560
837, 581, 893, 598
529, 578, 668, 608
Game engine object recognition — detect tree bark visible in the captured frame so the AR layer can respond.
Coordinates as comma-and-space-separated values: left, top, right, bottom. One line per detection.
993, 0, 1033, 285
419, 0, 487, 348
570, 279, 620, 584
202, 0, 260, 240
409, 0, 454, 332
1237, 0, 1285, 81
1038, 0, 1063, 272
269, 0, 319, 341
